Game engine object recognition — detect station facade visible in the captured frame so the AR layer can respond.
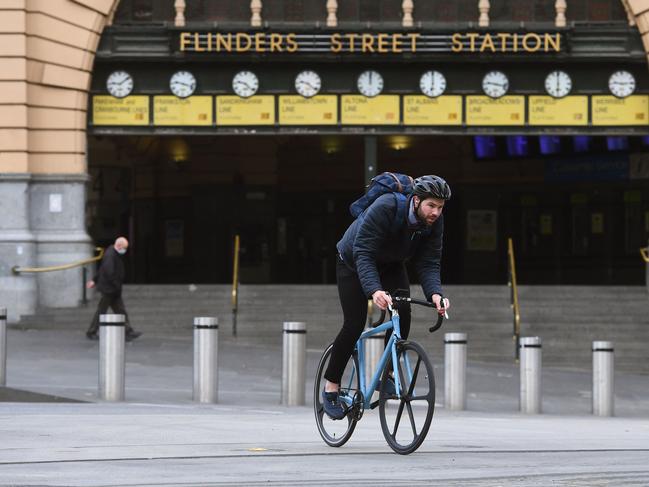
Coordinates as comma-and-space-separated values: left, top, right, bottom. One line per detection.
2, 0, 649, 320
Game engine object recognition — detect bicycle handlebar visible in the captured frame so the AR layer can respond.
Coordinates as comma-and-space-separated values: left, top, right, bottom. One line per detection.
369, 295, 445, 333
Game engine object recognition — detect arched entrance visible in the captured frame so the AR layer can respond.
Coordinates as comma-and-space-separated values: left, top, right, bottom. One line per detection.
1, 0, 648, 319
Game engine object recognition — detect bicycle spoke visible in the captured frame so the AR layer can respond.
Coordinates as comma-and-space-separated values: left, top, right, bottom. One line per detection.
407, 356, 421, 397
405, 401, 418, 436
391, 397, 406, 437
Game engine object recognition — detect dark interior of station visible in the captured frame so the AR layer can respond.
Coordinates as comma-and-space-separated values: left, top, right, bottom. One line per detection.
87, 134, 649, 286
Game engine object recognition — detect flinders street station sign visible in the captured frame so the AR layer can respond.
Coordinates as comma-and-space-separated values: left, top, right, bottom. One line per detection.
178, 31, 563, 55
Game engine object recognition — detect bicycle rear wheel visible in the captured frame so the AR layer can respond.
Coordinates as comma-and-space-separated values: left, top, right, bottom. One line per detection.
378, 340, 435, 455
314, 343, 361, 447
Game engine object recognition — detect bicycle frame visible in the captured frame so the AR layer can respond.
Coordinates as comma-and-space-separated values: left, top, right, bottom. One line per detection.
338, 308, 405, 410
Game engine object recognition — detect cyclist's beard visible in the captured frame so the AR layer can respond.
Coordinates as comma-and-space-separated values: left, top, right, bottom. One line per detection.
415, 201, 437, 226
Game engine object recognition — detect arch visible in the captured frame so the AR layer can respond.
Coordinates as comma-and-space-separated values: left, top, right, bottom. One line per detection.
626, 0, 649, 62
0, 0, 120, 175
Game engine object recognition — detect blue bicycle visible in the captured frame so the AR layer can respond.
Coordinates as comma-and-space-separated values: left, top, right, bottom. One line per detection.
314, 294, 445, 455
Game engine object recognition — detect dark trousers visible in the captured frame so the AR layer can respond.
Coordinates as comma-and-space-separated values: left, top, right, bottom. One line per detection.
87, 293, 134, 335
324, 258, 411, 384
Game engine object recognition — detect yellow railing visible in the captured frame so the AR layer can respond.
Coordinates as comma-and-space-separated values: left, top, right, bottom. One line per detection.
640, 246, 649, 263
231, 234, 240, 337
12, 247, 105, 275
507, 237, 522, 362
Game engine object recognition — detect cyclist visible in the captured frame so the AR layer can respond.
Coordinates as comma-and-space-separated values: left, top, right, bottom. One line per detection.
322, 175, 451, 420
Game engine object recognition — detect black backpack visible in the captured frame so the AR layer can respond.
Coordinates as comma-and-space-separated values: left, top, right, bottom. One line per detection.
349, 172, 414, 226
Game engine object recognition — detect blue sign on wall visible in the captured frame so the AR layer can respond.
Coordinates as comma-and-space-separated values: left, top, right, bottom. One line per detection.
545, 154, 629, 182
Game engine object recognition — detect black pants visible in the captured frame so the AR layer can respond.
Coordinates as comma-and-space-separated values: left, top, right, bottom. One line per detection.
324, 258, 411, 384
87, 293, 134, 335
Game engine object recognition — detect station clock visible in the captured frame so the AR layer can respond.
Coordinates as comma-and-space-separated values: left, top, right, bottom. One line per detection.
608, 70, 636, 98
106, 70, 133, 98
295, 70, 321, 98
419, 70, 446, 98
357, 70, 384, 98
169, 70, 196, 98
232, 70, 259, 98
545, 70, 572, 98
482, 71, 509, 99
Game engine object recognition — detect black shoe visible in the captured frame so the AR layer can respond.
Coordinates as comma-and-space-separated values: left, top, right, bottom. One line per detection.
322, 390, 346, 420
125, 331, 142, 342
86, 331, 98, 341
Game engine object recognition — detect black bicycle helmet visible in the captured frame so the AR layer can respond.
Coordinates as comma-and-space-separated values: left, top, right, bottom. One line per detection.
412, 175, 452, 200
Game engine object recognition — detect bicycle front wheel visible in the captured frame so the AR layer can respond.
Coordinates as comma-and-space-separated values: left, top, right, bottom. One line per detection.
378, 340, 435, 455
313, 343, 360, 448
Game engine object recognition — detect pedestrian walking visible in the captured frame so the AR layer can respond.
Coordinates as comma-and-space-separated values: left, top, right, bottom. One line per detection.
85, 236, 142, 342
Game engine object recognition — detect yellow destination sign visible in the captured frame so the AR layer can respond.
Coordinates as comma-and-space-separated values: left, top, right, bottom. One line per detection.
528, 96, 588, 126
216, 96, 275, 125
403, 96, 462, 125
153, 96, 212, 126
466, 96, 525, 126
278, 96, 338, 125
592, 95, 649, 126
341, 95, 399, 125
92, 96, 149, 125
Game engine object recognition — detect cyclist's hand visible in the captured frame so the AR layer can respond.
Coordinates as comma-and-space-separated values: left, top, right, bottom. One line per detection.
432, 294, 449, 316
372, 290, 393, 310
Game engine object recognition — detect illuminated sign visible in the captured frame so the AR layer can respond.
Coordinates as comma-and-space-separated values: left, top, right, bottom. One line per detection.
341, 96, 399, 125
528, 96, 588, 126
179, 32, 562, 54
153, 96, 212, 126
465, 96, 525, 125
215, 96, 275, 125
278, 96, 338, 125
403, 96, 462, 125
451, 32, 561, 53
92, 96, 149, 125
592, 96, 649, 126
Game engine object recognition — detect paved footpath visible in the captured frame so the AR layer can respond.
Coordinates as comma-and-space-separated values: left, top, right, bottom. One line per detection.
1, 328, 648, 486
1, 403, 648, 486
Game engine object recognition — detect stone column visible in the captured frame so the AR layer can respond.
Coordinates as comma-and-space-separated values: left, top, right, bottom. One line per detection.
29, 174, 93, 308
326, 0, 338, 27
0, 174, 37, 322
555, 0, 567, 27
478, 0, 490, 27
402, 0, 414, 27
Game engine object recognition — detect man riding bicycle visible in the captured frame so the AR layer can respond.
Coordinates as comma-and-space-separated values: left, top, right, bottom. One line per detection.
322, 175, 452, 420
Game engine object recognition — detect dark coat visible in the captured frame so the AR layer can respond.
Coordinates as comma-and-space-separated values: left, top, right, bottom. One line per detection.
94, 246, 125, 296
336, 193, 444, 299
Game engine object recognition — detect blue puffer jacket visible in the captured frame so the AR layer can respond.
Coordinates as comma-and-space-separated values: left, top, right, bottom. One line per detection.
336, 193, 444, 300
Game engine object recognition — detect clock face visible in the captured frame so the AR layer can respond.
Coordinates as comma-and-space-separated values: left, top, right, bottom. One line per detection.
420, 70, 446, 98
106, 70, 133, 98
608, 70, 636, 98
482, 70, 509, 98
169, 70, 196, 98
232, 70, 259, 98
357, 70, 383, 98
545, 70, 572, 98
295, 70, 321, 98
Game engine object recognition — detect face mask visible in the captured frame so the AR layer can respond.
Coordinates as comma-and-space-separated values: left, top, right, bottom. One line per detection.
116, 247, 127, 255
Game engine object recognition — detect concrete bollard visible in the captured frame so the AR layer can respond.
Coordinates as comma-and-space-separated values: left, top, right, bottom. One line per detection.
519, 336, 542, 414
0, 307, 6, 386
282, 322, 306, 406
444, 332, 467, 411
99, 314, 126, 401
364, 331, 384, 401
592, 341, 614, 417
193, 317, 219, 403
